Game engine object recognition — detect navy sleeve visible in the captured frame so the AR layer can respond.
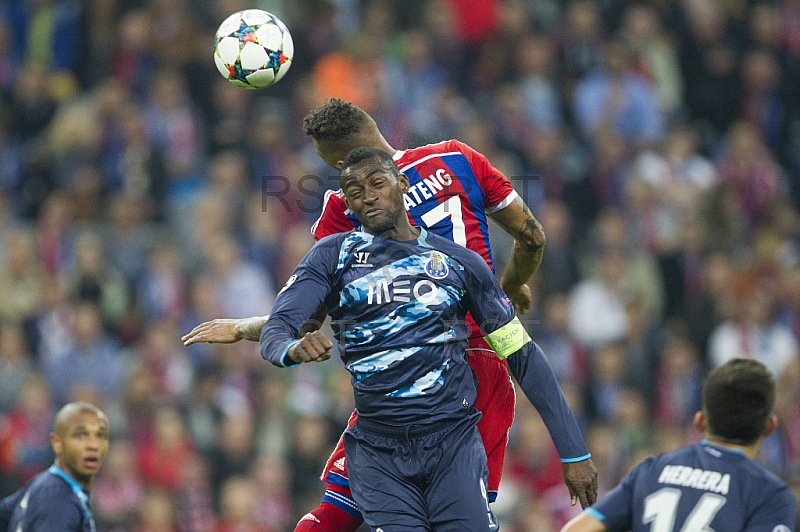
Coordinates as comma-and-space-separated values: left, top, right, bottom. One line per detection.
458, 248, 515, 334
27, 488, 83, 531
585, 459, 649, 531
0, 488, 24, 530
506, 341, 590, 461
260, 237, 338, 367
744, 484, 797, 531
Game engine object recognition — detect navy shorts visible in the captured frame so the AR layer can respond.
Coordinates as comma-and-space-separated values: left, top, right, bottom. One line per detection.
343, 413, 498, 532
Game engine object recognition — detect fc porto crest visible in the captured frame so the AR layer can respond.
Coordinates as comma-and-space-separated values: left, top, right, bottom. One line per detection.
424, 251, 449, 279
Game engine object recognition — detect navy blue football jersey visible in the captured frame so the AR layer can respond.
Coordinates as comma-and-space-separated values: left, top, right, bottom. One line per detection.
587, 441, 797, 532
0, 467, 95, 532
260, 228, 517, 426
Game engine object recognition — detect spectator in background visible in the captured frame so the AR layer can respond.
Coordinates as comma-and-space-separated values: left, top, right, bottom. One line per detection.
216, 476, 273, 532
574, 38, 665, 148
569, 248, 629, 349
251, 455, 293, 531
709, 282, 799, 378
536, 293, 589, 385
137, 407, 195, 493
0, 228, 43, 323
715, 120, 783, 232
555, 0, 605, 91
618, 4, 684, 120
515, 35, 563, 132
0, 374, 54, 487
45, 301, 127, 405
65, 230, 130, 328
36, 192, 73, 276
137, 242, 188, 323
0, 323, 34, 414
135, 488, 178, 532
583, 342, 628, 423
740, 49, 784, 149
143, 69, 203, 184
201, 232, 275, 320
175, 453, 215, 532
105, 192, 159, 282
207, 413, 257, 506
92, 440, 145, 531
652, 333, 704, 427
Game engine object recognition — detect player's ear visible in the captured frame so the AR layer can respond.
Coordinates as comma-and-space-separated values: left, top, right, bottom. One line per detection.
336, 160, 344, 169
763, 414, 778, 437
50, 432, 61, 455
693, 411, 707, 434
398, 172, 410, 193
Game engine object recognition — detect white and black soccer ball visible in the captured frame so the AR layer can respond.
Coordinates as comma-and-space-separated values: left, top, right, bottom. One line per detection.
213, 9, 294, 90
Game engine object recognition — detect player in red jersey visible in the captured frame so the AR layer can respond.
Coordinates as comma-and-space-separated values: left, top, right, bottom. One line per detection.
183, 99, 597, 531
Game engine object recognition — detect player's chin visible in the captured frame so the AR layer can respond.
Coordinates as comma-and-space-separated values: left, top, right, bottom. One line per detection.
362, 218, 394, 236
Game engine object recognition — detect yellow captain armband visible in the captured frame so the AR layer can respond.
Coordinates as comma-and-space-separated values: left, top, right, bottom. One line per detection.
484, 316, 532, 359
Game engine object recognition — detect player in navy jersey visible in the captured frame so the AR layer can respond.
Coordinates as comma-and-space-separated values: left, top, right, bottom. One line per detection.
183, 98, 597, 532
0, 402, 109, 532
561, 358, 798, 532
259, 148, 584, 531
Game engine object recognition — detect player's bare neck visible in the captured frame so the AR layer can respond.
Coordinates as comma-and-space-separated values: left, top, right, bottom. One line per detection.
374, 136, 396, 158
371, 224, 419, 241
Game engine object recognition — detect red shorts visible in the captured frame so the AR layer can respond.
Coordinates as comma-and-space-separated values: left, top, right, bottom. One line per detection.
321, 337, 516, 502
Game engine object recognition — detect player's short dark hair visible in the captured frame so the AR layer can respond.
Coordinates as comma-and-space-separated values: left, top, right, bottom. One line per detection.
702, 359, 775, 446
341, 147, 397, 174
302, 98, 369, 141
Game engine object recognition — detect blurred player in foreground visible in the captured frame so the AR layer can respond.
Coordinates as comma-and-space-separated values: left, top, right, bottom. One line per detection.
0, 402, 109, 531
560, 358, 798, 532
260, 147, 578, 530
183, 98, 597, 531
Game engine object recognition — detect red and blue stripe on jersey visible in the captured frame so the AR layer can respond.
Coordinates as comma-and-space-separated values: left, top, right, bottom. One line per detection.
311, 140, 517, 274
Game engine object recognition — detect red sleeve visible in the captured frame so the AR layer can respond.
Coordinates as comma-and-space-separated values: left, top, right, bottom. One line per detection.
311, 189, 356, 241
451, 140, 517, 213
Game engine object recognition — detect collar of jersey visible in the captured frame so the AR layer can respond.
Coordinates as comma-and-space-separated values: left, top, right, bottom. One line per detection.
358, 227, 430, 248
702, 439, 746, 456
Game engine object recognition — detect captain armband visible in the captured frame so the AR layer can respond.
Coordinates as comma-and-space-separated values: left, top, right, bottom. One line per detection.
484, 316, 531, 359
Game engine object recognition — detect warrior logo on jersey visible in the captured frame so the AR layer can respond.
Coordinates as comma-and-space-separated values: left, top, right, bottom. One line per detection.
424, 251, 449, 279
353, 251, 373, 268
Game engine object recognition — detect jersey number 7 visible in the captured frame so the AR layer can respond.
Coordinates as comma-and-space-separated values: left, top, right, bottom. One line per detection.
420, 196, 467, 247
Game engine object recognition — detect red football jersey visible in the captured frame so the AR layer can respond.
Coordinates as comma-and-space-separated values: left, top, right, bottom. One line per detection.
311, 140, 517, 273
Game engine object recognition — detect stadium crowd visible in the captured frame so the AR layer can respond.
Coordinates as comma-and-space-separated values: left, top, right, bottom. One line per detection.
0, 0, 799, 530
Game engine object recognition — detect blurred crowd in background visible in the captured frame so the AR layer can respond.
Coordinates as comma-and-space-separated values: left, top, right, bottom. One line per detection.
0, 0, 799, 530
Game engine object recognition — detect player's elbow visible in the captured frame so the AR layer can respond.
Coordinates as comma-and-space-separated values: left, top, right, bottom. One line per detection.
517, 224, 546, 253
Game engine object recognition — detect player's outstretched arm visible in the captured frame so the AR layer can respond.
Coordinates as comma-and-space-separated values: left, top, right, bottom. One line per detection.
182, 316, 269, 345
489, 196, 546, 313
560, 513, 608, 532
182, 305, 329, 346
506, 340, 598, 508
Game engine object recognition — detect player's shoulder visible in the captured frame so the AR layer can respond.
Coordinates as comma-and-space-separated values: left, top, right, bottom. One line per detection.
315, 229, 358, 250
396, 140, 469, 167
29, 469, 74, 497
23, 470, 80, 511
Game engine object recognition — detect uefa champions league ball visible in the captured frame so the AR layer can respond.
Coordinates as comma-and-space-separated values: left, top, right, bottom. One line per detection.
213, 9, 294, 90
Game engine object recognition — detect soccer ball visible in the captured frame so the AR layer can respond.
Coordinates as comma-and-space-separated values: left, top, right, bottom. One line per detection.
213, 9, 294, 90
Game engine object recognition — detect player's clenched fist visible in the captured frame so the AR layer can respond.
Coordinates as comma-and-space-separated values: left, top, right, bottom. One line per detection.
289, 331, 332, 363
